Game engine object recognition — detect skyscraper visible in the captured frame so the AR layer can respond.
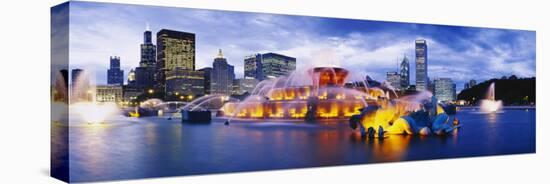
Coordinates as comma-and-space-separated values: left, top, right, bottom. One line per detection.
107, 56, 124, 85
156, 29, 195, 90
198, 67, 212, 95
399, 55, 410, 90
127, 69, 136, 86
244, 53, 296, 81
211, 49, 235, 95
233, 78, 259, 95
386, 72, 401, 89
415, 39, 428, 91
135, 67, 155, 89
244, 54, 262, 80
135, 29, 157, 89
165, 69, 204, 97
434, 78, 456, 102
140, 29, 156, 67
261, 53, 296, 80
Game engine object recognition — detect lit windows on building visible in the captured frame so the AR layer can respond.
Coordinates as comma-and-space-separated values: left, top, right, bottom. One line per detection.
165, 68, 205, 96
434, 78, 456, 102
96, 85, 123, 103
415, 39, 428, 91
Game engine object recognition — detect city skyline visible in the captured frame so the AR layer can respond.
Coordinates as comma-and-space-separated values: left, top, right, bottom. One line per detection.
63, 1, 535, 92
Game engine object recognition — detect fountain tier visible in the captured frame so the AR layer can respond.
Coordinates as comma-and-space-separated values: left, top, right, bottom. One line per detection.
222, 67, 379, 120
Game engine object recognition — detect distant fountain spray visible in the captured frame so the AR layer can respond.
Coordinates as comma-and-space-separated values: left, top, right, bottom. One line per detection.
480, 82, 502, 113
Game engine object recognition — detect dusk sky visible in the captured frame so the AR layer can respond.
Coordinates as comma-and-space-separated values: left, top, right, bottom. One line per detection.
62, 1, 535, 91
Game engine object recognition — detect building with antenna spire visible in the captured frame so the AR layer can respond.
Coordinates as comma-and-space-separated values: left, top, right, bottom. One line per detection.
400, 54, 410, 90
135, 26, 157, 90
211, 49, 235, 95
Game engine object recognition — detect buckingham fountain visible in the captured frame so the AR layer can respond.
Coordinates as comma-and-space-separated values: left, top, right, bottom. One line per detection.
222, 67, 372, 120
214, 66, 460, 137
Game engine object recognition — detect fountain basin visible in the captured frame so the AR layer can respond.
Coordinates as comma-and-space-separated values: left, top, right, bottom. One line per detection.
222, 99, 375, 119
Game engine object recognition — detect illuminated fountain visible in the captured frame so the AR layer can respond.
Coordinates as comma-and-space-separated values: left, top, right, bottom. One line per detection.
222, 67, 384, 120
220, 66, 459, 137
480, 82, 502, 113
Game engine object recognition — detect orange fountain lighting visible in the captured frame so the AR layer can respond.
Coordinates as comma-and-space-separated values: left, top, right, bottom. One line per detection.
221, 67, 378, 120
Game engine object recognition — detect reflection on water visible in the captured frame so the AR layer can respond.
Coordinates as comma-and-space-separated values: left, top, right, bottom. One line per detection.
54, 109, 535, 182
349, 133, 412, 162
484, 112, 501, 124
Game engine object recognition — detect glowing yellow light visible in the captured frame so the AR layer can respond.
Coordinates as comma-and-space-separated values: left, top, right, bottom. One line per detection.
148, 89, 154, 94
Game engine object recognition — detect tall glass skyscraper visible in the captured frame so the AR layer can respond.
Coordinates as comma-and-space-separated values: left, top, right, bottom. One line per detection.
140, 30, 156, 67
243, 52, 296, 81
211, 49, 235, 95
198, 67, 212, 95
415, 39, 428, 91
107, 56, 124, 85
399, 55, 410, 90
156, 29, 195, 90
135, 29, 157, 89
434, 78, 456, 102
244, 54, 262, 80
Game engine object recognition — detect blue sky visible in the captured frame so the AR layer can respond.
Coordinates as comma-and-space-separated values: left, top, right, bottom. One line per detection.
59, 1, 536, 91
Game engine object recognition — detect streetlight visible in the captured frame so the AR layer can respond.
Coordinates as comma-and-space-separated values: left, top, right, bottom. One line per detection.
148, 89, 154, 94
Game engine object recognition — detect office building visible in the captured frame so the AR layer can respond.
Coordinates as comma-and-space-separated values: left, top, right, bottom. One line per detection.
165, 68, 204, 97
156, 29, 195, 90
233, 78, 259, 95
386, 72, 401, 89
434, 78, 456, 102
107, 56, 124, 85
211, 49, 235, 95
244, 52, 296, 81
198, 67, 212, 95
415, 39, 428, 91
96, 85, 123, 103
135, 29, 157, 89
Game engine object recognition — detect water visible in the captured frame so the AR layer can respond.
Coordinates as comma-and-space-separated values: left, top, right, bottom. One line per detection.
53, 108, 535, 182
